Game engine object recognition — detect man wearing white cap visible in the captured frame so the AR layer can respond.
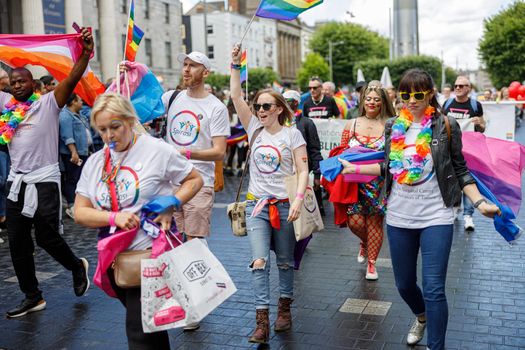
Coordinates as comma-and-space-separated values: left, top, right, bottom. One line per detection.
283, 90, 325, 216
161, 52, 229, 330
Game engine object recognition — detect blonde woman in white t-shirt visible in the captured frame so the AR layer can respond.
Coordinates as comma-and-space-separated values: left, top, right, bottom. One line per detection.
230, 45, 309, 344
74, 93, 203, 350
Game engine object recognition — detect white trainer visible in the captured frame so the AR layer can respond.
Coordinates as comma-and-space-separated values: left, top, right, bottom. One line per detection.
407, 318, 426, 345
183, 322, 200, 331
357, 244, 366, 264
464, 215, 475, 231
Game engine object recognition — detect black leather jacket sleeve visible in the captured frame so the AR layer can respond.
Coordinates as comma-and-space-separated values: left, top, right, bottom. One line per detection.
448, 116, 475, 189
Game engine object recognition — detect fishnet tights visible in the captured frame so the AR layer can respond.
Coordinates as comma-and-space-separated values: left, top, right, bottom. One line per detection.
347, 214, 384, 263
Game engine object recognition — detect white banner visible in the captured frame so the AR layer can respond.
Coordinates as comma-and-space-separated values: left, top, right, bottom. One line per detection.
481, 102, 517, 141
311, 118, 347, 159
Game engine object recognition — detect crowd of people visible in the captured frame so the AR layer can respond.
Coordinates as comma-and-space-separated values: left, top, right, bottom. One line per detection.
0, 29, 514, 350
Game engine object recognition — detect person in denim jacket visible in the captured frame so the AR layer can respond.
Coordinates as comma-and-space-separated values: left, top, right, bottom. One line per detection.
59, 93, 92, 218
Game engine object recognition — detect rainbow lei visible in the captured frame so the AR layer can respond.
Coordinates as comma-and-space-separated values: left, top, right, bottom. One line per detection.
0, 93, 40, 144
389, 106, 435, 184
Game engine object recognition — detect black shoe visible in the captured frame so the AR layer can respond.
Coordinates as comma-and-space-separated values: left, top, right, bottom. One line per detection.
73, 258, 90, 297
6, 297, 46, 318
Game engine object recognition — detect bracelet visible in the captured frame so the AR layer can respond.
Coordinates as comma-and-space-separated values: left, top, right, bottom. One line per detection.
173, 195, 182, 210
231, 63, 241, 70
296, 192, 305, 200
473, 198, 488, 209
108, 212, 117, 227
355, 164, 361, 174
185, 149, 191, 160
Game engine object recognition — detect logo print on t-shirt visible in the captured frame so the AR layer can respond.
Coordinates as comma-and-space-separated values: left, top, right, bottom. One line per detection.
403, 144, 434, 186
169, 110, 201, 146
95, 166, 140, 210
253, 145, 281, 174
447, 108, 470, 119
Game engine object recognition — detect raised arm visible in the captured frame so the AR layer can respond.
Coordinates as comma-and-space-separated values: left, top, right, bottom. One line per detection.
230, 44, 253, 130
54, 28, 94, 108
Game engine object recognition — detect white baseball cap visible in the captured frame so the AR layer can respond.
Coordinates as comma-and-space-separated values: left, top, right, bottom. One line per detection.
283, 90, 301, 103
177, 51, 211, 70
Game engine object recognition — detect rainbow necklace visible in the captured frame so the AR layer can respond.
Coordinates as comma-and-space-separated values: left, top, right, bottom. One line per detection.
389, 106, 434, 184
0, 93, 40, 144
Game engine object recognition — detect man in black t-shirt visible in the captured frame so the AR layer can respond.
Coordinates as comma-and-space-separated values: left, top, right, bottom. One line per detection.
442, 75, 485, 231
303, 77, 340, 119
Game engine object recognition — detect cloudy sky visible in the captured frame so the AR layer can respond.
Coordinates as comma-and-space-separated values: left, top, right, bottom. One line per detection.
181, 0, 514, 70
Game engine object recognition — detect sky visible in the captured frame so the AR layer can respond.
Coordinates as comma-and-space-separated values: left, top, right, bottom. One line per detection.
181, 0, 514, 70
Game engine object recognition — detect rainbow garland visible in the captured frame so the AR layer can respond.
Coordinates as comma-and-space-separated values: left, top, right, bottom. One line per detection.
388, 106, 434, 184
0, 93, 40, 144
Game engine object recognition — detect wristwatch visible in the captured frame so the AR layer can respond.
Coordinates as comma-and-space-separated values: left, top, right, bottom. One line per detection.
473, 198, 488, 209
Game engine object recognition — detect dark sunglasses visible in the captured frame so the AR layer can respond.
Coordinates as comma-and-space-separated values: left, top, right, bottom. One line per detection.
454, 84, 469, 89
254, 103, 276, 111
308, 85, 321, 90
399, 90, 431, 102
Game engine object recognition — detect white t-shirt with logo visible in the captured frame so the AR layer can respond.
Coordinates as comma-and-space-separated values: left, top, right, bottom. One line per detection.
386, 122, 454, 228
246, 117, 306, 199
162, 90, 230, 187
76, 135, 193, 250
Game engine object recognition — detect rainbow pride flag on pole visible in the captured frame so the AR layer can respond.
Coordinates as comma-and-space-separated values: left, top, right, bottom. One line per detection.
240, 50, 247, 84
124, 0, 145, 62
0, 32, 104, 106
334, 89, 351, 119
255, 0, 323, 20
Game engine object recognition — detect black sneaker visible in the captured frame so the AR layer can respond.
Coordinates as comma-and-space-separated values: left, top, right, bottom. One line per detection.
73, 258, 90, 297
6, 297, 46, 318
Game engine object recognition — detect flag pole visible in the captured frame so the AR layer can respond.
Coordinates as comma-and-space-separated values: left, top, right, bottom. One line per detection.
239, 0, 262, 45
123, 0, 133, 62
245, 55, 248, 101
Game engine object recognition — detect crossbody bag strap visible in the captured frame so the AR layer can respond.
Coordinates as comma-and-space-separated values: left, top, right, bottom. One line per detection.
104, 147, 120, 212
234, 125, 263, 202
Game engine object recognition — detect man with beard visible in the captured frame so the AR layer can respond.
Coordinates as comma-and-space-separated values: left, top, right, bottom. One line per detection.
161, 52, 229, 330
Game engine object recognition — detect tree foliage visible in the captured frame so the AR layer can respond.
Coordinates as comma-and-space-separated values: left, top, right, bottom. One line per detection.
309, 21, 388, 86
206, 72, 230, 91
245, 67, 281, 92
479, 2, 525, 87
296, 53, 330, 91
353, 55, 457, 90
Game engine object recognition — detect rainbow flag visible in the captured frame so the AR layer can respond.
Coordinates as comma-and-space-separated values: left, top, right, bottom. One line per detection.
255, 0, 323, 21
334, 89, 352, 119
0, 32, 104, 106
124, 0, 145, 62
240, 50, 247, 84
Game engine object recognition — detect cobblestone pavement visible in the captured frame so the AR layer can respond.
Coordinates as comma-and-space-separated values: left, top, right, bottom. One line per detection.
1, 126, 524, 350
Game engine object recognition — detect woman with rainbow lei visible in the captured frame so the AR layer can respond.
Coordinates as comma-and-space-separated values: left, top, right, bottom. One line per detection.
338, 81, 395, 281
339, 69, 500, 350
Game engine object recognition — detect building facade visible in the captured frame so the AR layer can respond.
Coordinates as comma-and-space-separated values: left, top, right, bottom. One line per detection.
0, 0, 184, 88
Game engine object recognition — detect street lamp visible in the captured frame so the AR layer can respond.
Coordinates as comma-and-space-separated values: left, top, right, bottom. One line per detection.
328, 40, 344, 82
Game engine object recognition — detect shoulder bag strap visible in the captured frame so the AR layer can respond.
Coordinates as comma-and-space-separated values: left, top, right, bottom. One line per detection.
104, 147, 120, 212
443, 115, 451, 146
234, 126, 263, 202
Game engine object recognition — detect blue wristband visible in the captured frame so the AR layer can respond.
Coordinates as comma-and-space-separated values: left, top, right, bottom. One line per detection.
172, 195, 182, 211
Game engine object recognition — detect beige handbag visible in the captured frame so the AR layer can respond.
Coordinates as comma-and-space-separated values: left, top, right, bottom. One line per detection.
112, 249, 151, 288
284, 132, 324, 241
227, 127, 263, 236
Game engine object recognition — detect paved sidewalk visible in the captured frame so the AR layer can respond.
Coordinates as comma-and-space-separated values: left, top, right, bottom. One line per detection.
0, 127, 524, 350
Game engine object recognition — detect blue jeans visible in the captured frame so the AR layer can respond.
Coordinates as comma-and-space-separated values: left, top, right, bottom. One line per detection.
246, 200, 296, 309
387, 224, 453, 350
0, 151, 10, 217
463, 194, 474, 216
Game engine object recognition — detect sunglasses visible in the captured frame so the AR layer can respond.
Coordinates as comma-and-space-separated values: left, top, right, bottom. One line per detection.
254, 103, 276, 111
454, 84, 469, 89
308, 85, 321, 90
399, 90, 431, 102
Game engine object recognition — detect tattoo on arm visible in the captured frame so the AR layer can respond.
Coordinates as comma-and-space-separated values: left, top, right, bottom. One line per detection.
301, 156, 308, 163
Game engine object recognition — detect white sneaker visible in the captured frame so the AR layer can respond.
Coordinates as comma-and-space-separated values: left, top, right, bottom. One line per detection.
407, 318, 426, 345
464, 215, 475, 231
0, 237, 4, 243
357, 244, 366, 264
183, 322, 200, 331
65, 207, 75, 220
365, 262, 378, 280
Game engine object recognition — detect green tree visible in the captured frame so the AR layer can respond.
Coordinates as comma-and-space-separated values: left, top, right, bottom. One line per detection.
479, 2, 525, 87
297, 53, 330, 91
206, 72, 230, 91
309, 21, 388, 86
353, 55, 457, 89
245, 67, 281, 92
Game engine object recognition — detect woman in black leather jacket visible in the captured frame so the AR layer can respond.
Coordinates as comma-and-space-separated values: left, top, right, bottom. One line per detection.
339, 69, 499, 350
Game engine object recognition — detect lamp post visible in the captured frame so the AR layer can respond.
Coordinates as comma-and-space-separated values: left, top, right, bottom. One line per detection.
203, 0, 208, 56
328, 40, 344, 82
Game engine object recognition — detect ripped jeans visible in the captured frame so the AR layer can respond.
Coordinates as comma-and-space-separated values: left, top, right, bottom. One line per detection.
246, 200, 296, 309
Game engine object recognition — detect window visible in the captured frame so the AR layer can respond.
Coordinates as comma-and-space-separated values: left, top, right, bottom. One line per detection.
144, 0, 150, 19
145, 39, 152, 66
206, 25, 213, 34
164, 3, 170, 24
207, 45, 214, 59
120, 0, 127, 13
165, 42, 172, 69
95, 30, 101, 61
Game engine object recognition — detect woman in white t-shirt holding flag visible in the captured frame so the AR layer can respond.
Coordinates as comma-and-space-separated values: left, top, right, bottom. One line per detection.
230, 45, 308, 344
74, 93, 203, 349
